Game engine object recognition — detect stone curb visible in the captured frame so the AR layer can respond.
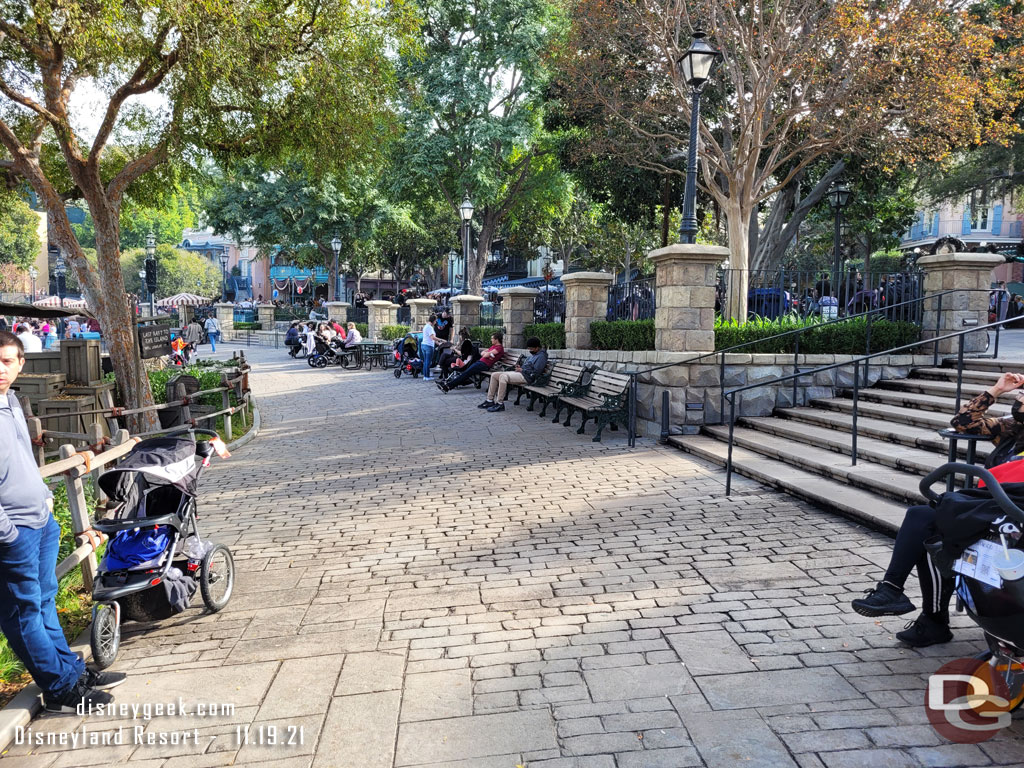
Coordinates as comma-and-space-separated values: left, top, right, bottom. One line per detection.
227, 397, 261, 453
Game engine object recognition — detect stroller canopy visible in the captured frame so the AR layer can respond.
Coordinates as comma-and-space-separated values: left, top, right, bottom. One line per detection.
98, 435, 199, 502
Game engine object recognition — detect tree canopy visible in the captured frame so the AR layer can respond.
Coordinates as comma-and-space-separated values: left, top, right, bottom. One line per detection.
0, 190, 41, 271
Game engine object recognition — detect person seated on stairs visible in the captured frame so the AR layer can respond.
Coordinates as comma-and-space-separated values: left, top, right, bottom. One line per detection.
850, 371, 1024, 647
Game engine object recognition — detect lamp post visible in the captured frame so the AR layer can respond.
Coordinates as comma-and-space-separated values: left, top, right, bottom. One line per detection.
678, 29, 722, 244
138, 268, 147, 306
144, 231, 157, 318
28, 266, 37, 300
828, 181, 852, 311
459, 192, 474, 296
55, 254, 66, 307
331, 236, 342, 302
219, 250, 229, 303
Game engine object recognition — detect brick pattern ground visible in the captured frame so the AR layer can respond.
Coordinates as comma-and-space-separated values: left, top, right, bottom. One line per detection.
5, 345, 1023, 768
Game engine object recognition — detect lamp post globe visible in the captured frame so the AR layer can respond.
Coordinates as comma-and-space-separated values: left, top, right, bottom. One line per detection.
678, 29, 722, 245
459, 193, 474, 296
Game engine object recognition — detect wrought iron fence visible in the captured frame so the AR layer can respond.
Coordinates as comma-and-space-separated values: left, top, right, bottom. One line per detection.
349, 306, 369, 324
397, 305, 412, 324
480, 299, 502, 327
534, 290, 565, 324
716, 268, 925, 325
233, 309, 256, 324
607, 277, 656, 321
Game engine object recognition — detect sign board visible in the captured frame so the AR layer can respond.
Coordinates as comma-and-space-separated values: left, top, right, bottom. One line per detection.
138, 322, 172, 359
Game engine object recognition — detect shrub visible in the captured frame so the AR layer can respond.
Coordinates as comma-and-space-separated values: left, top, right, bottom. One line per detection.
148, 366, 234, 408
355, 322, 368, 338
469, 325, 505, 346
714, 316, 921, 355
233, 321, 262, 330
379, 325, 411, 340
523, 322, 565, 350
590, 319, 655, 351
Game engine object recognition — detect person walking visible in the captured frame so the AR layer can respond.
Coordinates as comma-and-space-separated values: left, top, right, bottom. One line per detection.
421, 314, 438, 381
0, 331, 125, 712
204, 313, 221, 353
182, 318, 202, 363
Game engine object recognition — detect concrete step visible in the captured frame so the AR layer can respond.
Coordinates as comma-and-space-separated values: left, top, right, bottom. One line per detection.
736, 416, 954, 474
773, 406, 994, 461
835, 386, 1012, 416
668, 435, 905, 534
948, 357, 1023, 374
874, 377, 1014, 405
702, 425, 925, 506
911, 368, 1003, 386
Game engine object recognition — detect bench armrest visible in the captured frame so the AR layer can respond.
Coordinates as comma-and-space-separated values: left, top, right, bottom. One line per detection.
560, 381, 591, 398
599, 391, 628, 411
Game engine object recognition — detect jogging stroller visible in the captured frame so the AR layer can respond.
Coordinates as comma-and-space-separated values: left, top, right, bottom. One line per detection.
393, 335, 423, 378
308, 336, 340, 368
89, 428, 235, 668
920, 461, 1024, 713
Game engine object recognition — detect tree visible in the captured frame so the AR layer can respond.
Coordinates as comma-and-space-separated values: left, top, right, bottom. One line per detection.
390, 0, 569, 294
72, 181, 205, 250
0, 190, 40, 270
0, 0, 412, 429
557, 0, 1022, 317
121, 244, 221, 299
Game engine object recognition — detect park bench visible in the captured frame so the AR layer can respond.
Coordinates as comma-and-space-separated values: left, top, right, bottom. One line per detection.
551, 368, 632, 442
513, 361, 591, 417
473, 350, 523, 388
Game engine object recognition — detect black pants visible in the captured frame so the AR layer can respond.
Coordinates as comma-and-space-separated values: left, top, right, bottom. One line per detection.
883, 504, 954, 620
446, 361, 489, 389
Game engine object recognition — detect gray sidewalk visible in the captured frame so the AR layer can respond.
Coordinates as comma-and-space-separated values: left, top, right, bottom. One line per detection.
5, 344, 1023, 768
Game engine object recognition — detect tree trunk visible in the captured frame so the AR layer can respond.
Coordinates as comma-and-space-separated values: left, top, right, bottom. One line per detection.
319, 243, 337, 302
470, 213, 496, 296
723, 200, 752, 321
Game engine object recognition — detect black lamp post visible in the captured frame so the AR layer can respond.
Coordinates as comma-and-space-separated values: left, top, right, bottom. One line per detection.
219, 250, 229, 302
145, 231, 157, 317
55, 254, 66, 307
459, 192, 474, 296
331, 236, 342, 302
678, 29, 722, 244
828, 181, 852, 308
28, 266, 37, 299
138, 268, 147, 306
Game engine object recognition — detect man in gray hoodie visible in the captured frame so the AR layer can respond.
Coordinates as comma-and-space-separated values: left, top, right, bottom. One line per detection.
479, 336, 549, 413
0, 331, 124, 713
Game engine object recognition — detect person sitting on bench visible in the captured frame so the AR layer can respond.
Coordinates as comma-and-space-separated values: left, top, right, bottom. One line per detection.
437, 331, 503, 393
478, 337, 547, 413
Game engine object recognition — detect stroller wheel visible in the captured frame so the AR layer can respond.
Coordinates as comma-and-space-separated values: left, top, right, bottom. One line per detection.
314, 356, 328, 369
307, 355, 317, 367
90, 603, 120, 669
393, 368, 402, 378
200, 543, 235, 612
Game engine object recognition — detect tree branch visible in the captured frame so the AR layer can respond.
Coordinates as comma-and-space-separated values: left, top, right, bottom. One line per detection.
106, 144, 168, 205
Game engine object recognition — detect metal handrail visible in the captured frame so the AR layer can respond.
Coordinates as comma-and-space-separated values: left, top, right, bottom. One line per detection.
720, 314, 1012, 494
623, 288, 1007, 448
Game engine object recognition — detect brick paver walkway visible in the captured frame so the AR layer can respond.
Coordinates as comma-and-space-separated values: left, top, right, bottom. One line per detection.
6, 345, 1023, 768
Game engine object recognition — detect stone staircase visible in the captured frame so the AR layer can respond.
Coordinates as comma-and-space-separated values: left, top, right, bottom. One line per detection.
670, 358, 1020, 535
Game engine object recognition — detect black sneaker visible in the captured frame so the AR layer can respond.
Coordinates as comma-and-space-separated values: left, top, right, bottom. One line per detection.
896, 613, 953, 647
436, 381, 449, 393
851, 582, 915, 617
83, 668, 127, 690
478, 401, 494, 409
487, 403, 505, 412
43, 679, 114, 714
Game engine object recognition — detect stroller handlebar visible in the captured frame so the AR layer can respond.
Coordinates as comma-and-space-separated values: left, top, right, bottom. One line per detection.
152, 426, 220, 441
919, 462, 1024, 525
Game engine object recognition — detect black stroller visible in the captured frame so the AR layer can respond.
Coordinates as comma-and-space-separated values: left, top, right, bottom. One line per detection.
89, 428, 235, 668
393, 335, 423, 378
920, 461, 1024, 713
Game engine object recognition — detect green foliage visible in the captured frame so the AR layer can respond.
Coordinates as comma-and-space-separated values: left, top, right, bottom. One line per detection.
233, 322, 262, 330
590, 319, 655, 351
0, 191, 41, 271
147, 366, 235, 409
714, 316, 921, 355
354, 322, 368, 337
522, 323, 565, 350
379, 325, 411, 340
71, 183, 204, 250
121, 244, 221, 299
469, 326, 507, 346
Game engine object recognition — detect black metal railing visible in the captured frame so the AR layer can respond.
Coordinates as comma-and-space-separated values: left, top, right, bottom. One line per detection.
535, 290, 565, 324
607, 277, 656, 321
622, 288, 1007, 448
717, 268, 924, 324
397, 305, 412, 325
349, 306, 369, 324
480, 299, 502, 327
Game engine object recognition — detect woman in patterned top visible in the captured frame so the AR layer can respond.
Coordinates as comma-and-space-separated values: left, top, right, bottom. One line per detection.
850, 372, 1024, 647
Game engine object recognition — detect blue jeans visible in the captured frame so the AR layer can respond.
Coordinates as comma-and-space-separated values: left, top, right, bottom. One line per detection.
446, 360, 490, 389
421, 346, 433, 379
209, 331, 218, 352
0, 517, 85, 697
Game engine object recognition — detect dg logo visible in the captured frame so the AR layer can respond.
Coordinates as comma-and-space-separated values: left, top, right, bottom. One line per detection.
926, 657, 1024, 743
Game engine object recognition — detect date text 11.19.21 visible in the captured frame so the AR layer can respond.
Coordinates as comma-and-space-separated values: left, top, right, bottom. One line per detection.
236, 725, 304, 746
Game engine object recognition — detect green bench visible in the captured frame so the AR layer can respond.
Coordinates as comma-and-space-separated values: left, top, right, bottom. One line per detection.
551, 369, 632, 442
513, 361, 592, 417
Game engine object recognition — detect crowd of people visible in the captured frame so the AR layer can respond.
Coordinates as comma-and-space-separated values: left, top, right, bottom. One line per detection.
0, 316, 99, 352
284, 319, 363, 358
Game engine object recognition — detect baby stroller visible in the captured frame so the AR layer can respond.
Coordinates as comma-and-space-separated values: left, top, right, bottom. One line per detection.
89, 428, 235, 668
920, 461, 1024, 713
393, 335, 422, 378
307, 336, 340, 368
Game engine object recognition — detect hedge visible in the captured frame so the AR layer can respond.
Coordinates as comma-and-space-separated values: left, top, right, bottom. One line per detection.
148, 366, 234, 408
469, 326, 505, 346
233, 321, 262, 330
523, 322, 565, 350
379, 325, 411, 340
590, 319, 655, 351
714, 316, 921, 355
354, 322, 368, 338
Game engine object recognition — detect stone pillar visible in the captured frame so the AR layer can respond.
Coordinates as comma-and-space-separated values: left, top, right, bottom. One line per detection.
408, 298, 436, 331
367, 300, 398, 340
450, 294, 485, 333
919, 252, 1003, 354
214, 302, 234, 332
257, 303, 276, 329
325, 302, 350, 325
560, 272, 613, 350
498, 287, 539, 348
648, 244, 729, 352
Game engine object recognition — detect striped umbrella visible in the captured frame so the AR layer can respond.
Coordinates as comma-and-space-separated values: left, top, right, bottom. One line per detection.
155, 293, 211, 307
33, 296, 87, 308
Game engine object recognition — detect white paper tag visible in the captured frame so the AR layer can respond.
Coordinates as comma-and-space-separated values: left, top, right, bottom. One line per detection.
953, 539, 1004, 589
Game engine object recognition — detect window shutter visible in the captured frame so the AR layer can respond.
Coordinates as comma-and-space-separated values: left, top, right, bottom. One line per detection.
991, 204, 1003, 236
962, 208, 972, 235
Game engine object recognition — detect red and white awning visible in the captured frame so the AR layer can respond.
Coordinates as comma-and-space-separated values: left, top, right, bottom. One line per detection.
33, 296, 87, 308
156, 293, 211, 307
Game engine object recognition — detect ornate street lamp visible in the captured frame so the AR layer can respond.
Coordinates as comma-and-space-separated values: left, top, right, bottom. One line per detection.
28, 266, 37, 299
678, 29, 722, 244
459, 192, 474, 296
145, 231, 157, 317
331, 235, 342, 302
55, 254, 66, 307
829, 181, 853, 310
219, 249, 229, 303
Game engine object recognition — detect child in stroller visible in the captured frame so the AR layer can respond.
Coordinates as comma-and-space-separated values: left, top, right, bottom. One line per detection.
393, 334, 423, 378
